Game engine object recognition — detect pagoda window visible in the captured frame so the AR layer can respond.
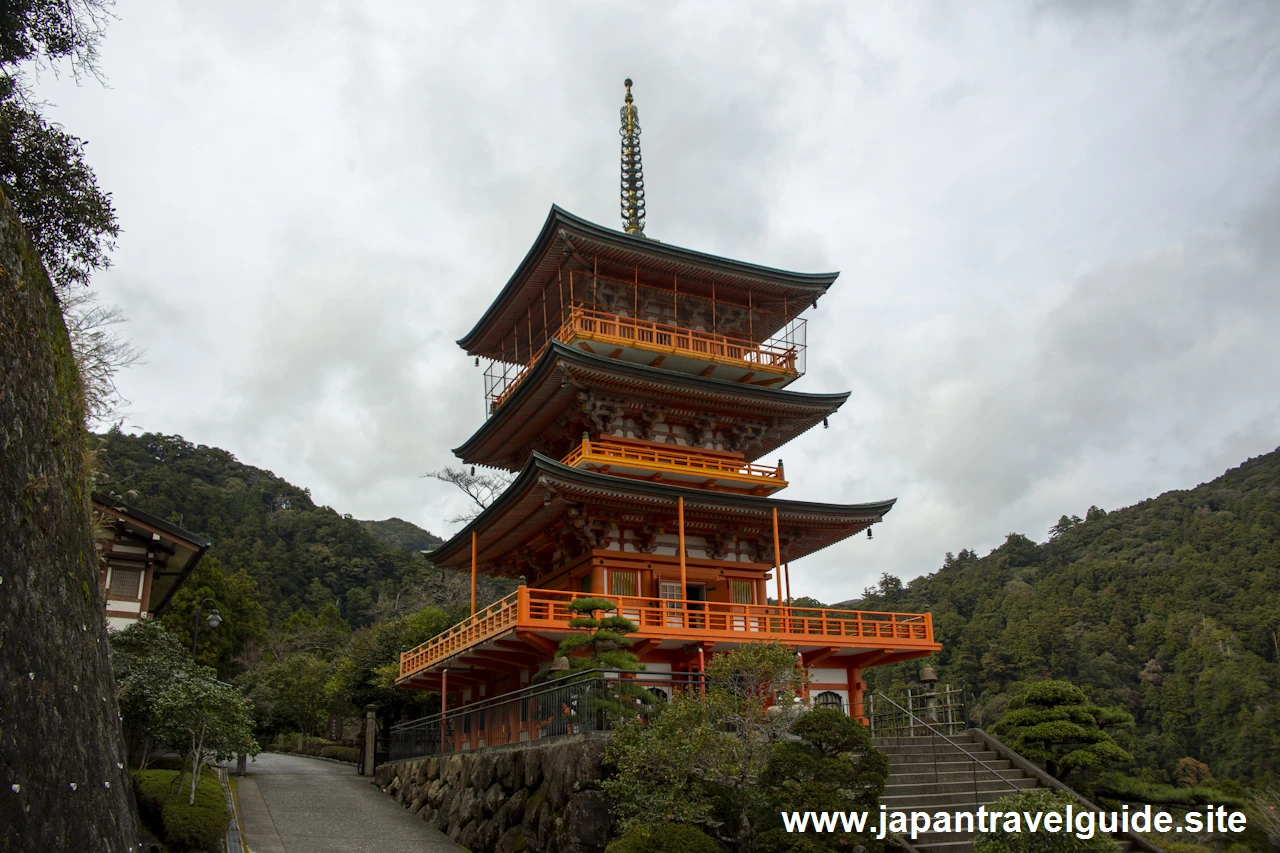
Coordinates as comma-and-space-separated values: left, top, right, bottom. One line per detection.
729, 579, 755, 605
609, 570, 638, 597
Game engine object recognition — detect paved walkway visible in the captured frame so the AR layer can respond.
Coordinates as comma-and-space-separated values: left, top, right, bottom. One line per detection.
237, 752, 462, 853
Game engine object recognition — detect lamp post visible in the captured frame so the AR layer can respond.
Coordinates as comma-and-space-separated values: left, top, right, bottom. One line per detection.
192, 597, 222, 660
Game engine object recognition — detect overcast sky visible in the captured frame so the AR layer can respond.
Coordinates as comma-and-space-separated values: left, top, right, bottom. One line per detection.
36, 0, 1280, 603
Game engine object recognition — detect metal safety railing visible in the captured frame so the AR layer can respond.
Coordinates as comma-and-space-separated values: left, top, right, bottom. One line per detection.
871, 692, 1021, 803
389, 669, 709, 761
866, 684, 969, 737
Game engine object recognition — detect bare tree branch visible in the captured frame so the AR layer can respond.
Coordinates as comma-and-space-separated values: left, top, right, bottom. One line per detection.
421, 466, 514, 523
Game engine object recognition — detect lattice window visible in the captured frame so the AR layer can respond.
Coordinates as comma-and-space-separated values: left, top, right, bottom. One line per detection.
729, 579, 754, 604
609, 570, 638, 597
108, 568, 142, 599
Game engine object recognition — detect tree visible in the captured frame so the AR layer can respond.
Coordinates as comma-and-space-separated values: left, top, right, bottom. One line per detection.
240, 653, 332, 740
160, 555, 265, 676
422, 466, 513, 523
604, 641, 808, 852
753, 708, 889, 853
989, 681, 1133, 782
1049, 514, 1083, 540
550, 596, 641, 672
152, 669, 258, 805
109, 619, 192, 768
0, 0, 120, 292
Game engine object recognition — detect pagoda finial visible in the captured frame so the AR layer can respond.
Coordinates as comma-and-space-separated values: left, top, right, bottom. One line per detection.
620, 78, 646, 236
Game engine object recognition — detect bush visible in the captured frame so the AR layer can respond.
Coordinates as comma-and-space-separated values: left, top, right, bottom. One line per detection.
319, 745, 360, 763
605, 823, 720, 853
973, 789, 1120, 853
131, 769, 228, 852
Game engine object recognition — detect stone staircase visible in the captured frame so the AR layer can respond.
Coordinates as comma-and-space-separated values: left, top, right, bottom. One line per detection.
874, 732, 1137, 853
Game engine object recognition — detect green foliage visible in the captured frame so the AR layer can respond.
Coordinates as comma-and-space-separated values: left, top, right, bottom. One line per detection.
989, 680, 1132, 782
238, 652, 332, 738
132, 768, 228, 852
753, 709, 888, 853
1172, 757, 1213, 788
160, 554, 265, 676
973, 789, 1119, 853
94, 430, 502, 638
360, 517, 442, 552
605, 823, 721, 853
150, 669, 257, 804
543, 596, 641, 676
319, 745, 360, 763
604, 642, 832, 850
110, 619, 193, 765
858, 449, 1280, 786
0, 0, 118, 291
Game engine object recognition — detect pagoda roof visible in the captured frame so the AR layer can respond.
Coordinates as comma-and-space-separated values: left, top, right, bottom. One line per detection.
459, 206, 839, 359
455, 341, 849, 469
429, 452, 894, 577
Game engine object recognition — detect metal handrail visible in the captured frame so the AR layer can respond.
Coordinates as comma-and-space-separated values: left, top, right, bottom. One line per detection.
873, 692, 1021, 796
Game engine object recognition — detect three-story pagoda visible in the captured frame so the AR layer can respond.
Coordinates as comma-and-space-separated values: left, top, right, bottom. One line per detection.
398, 80, 938, 727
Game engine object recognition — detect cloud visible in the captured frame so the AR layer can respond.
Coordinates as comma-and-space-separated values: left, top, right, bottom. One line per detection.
32, 0, 1280, 605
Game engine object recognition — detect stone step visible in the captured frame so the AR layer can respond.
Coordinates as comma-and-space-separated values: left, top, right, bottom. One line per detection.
885, 777, 1037, 798
881, 780, 1038, 810
884, 749, 1003, 765
890, 758, 1018, 778
912, 841, 972, 853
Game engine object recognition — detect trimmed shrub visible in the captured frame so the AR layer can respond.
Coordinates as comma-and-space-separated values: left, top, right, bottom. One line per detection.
131, 769, 228, 852
319, 745, 360, 763
605, 823, 720, 853
973, 789, 1120, 853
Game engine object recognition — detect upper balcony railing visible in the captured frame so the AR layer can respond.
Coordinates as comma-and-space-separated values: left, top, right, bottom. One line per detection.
482, 270, 808, 414
398, 586, 935, 683
561, 436, 787, 494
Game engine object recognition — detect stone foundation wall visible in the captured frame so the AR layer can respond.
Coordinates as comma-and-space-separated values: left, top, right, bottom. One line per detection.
374, 734, 612, 853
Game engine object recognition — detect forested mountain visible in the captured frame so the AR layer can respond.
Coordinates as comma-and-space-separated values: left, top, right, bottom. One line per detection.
359, 517, 443, 552
94, 429, 487, 626
860, 448, 1280, 786
98, 428, 1279, 788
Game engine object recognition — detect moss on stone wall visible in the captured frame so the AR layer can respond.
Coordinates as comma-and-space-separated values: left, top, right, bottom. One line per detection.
0, 185, 142, 849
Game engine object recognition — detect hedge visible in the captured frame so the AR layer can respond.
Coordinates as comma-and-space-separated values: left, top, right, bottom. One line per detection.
132, 769, 229, 852
319, 745, 360, 763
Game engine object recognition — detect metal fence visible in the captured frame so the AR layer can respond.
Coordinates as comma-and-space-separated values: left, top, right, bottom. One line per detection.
864, 684, 969, 737
390, 670, 709, 762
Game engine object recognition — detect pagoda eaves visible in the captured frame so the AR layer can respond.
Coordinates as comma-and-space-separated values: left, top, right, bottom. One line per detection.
427, 452, 895, 579
454, 340, 848, 471
458, 205, 838, 361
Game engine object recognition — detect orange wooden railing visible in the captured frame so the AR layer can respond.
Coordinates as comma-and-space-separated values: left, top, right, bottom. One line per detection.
487, 305, 805, 412
399, 586, 935, 681
560, 437, 785, 487
398, 590, 521, 680
561, 306, 800, 373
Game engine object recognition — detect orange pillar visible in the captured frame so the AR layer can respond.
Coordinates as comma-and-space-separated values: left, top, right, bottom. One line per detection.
677, 497, 687, 616
440, 669, 449, 752
470, 531, 478, 616
772, 507, 783, 609
784, 562, 792, 606
847, 665, 865, 723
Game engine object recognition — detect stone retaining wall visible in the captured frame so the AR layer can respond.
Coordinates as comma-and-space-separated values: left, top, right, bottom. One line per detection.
374, 734, 613, 853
